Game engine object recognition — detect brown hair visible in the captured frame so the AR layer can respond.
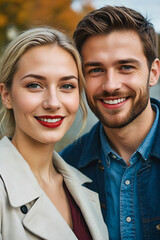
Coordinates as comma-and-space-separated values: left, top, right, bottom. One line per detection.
73, 5, 158, 69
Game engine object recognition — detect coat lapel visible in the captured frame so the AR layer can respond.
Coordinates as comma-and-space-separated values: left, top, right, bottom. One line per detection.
53, 151, 109, 240
22, 193, 78, 240
0, 138, 108, 240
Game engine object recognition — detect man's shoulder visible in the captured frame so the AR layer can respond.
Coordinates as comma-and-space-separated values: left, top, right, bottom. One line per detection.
151, 98, 160, 107
60, 121, 101, 167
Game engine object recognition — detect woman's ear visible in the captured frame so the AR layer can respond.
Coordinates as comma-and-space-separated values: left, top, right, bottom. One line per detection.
149, 58, 160, 87
0, 83, 13, 109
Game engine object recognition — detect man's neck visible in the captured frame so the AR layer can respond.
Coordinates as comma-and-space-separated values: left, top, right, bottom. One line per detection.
103, 105, 156, 165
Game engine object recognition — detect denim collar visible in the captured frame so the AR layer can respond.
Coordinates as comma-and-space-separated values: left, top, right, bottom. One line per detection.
137, 103, 159, 161
77, 98, 160, 168
100, 102, 159, 163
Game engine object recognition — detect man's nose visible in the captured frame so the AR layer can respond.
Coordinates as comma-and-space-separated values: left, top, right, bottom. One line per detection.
102, 70, 121, 93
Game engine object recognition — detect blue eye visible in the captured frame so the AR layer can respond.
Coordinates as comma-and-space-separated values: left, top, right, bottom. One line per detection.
121, 65, 133, 70
90, 68, 103, 73
27, 83, 41, 89
61, 84, 74, 89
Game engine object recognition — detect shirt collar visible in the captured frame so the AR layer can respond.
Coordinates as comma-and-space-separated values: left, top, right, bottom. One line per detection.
137, 103, 159, 161
76, 98, 160, 168
100, 125, 114, 158
75, 122, 102, 168
100, 102, 159, 163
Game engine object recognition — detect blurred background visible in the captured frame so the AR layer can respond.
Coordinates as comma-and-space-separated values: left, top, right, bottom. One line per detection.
0, 0, 159, 151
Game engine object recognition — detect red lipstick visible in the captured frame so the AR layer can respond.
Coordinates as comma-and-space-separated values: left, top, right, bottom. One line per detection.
35, 115, 64, 128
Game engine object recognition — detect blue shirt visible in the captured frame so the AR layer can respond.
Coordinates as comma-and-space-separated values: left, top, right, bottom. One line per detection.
100, 104, 159, 240
60, 99, 160, 240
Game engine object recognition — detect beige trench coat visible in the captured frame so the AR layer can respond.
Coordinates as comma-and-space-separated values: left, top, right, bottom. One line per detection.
0, 137, 109, 240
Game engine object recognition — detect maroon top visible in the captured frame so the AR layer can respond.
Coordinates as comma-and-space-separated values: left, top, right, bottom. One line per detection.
64, 183, 93, 240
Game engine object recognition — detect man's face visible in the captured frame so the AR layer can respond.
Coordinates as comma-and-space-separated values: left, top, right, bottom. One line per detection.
81, 30, 155, 129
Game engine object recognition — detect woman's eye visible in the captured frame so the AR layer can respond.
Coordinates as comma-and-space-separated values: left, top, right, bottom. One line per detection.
61, 84, 74, 90
27, 83, 41, 89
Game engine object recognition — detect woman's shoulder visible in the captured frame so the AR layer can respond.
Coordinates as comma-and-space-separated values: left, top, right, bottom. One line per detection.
0, 177, 8, 206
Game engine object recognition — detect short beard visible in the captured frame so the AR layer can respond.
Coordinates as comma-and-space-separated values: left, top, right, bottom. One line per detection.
86, 80, 150, 129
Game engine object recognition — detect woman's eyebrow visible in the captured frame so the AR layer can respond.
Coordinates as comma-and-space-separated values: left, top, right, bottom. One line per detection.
61, 75, 78, 81
21, 74, 78, 81
21, 74, 46, 81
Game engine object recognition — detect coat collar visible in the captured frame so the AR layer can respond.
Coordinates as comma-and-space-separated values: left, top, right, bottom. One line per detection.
0, 136, 108, 240
0, 136, 91, 207
0, 136, 41, 207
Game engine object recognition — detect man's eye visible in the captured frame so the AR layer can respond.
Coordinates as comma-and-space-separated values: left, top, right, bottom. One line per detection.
89, 68, 103, 73
121, 65, 133, 70
27, 83, 41, 89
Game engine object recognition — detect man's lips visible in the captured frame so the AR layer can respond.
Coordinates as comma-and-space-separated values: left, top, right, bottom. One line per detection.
100, 97, 128, 109
35, 115, 65, 128
102, 97, 127, 105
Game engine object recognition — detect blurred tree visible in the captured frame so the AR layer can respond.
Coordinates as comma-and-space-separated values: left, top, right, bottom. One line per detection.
0, 0, 93, 53
30, 0, 93, 34
0, 0, 159, 58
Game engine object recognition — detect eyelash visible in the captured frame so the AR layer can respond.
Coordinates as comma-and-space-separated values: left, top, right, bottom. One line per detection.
26, 83, 42, 89
61, 83, 75, 90
90, 68, 103, 73
87, 65, 135, 73
120, 65, 134, 70
26, 82, 77, 91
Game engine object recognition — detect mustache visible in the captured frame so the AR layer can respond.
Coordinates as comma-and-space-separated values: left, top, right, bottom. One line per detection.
93, 90, 135, 100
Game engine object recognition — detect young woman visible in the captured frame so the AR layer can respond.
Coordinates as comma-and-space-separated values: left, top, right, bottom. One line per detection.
0, 27, 108, 240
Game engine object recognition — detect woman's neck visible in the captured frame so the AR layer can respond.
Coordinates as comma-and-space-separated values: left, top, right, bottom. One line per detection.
11, 134, 56, 180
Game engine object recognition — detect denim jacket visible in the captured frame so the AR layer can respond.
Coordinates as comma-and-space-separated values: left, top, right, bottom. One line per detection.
60, 98, 160, 240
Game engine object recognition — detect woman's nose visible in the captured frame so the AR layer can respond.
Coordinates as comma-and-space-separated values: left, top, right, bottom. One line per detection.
43, 91, 61, 110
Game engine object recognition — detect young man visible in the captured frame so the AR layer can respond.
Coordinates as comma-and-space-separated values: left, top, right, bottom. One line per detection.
60, 6, 160, 240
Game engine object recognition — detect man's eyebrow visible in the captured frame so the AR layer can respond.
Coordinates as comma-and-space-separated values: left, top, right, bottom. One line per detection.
83, 62, 103, 68
83, 59, 141, 68
21, 74, 46, 81
117, 58, 141, 66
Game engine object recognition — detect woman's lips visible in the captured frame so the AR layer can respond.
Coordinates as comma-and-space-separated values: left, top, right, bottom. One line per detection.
35, 115, 65, 128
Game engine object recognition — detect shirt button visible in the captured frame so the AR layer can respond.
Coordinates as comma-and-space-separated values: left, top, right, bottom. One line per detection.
156, 224, 160, 231
126, 217, 132, 222
125, 180, 130, 185
112, 154, 116, 159
20, 205, 28, 214
101, 203, 106, 210
98, 160, 104, 171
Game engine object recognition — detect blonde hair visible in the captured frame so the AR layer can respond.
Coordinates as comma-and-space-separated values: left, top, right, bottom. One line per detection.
0, 26, 87, 138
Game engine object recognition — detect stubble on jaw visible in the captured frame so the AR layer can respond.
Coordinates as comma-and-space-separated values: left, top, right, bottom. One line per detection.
86, 83, 150, 129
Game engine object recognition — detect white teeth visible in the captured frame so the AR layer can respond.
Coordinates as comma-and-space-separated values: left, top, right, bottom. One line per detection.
103, 98, 126, 104
38, 118, 61, 123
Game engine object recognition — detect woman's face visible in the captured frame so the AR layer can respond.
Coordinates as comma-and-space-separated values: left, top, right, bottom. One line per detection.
2, 45, 79, 145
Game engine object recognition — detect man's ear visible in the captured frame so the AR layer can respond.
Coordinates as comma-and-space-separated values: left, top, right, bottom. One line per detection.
0, 83, 13, 109
149, 58, 160, 87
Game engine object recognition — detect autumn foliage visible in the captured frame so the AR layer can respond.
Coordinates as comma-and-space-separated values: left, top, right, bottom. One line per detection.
0, 0, 93, 52
0, 0, 159, 57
